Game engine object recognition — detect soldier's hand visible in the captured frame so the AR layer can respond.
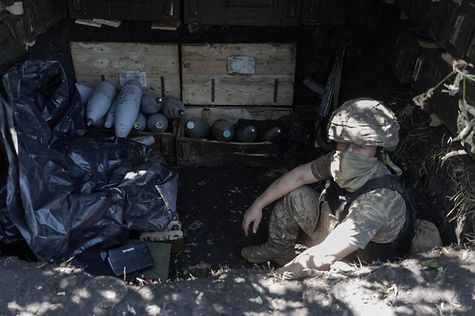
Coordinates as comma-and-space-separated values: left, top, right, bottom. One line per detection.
275, 248, 331, 280
276, 266, 319, 280
242, 205, 263, 236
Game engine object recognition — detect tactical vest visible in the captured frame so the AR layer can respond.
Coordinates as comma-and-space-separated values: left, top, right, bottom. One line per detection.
325, 174, 416, 249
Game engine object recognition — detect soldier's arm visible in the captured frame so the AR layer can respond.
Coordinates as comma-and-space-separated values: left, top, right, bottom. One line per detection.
242, 162, 319, 236
277, 208, 385, 279
308, 231, 359, 268
277, 233, 358, 279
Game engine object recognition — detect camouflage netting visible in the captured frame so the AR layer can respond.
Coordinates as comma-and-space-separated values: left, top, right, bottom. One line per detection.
456, 99, 475, 156
393, 105, 475, 245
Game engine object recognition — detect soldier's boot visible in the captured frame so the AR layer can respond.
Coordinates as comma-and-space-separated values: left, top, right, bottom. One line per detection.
241, 201, 299, 266
241, 242, 295, 266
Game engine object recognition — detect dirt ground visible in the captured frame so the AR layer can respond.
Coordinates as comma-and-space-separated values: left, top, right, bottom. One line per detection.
1, 245, 474, 315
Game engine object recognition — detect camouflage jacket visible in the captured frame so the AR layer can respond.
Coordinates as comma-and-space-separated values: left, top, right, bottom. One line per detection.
311, 151, 406, 249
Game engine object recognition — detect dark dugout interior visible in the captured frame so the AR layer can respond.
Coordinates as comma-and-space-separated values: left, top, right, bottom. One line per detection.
1, 0, 474, 280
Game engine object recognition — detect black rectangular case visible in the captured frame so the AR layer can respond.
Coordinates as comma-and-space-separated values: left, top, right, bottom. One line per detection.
107, 241, 154, 277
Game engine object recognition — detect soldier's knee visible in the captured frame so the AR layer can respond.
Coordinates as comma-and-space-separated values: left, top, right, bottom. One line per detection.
285, 187, 313, 203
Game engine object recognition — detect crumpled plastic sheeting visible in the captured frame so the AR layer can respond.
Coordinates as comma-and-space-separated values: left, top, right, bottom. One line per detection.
0, 146, 20, 243
0, 60, 178, 260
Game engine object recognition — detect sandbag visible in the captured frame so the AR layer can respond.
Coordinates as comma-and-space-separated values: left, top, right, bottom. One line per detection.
410, 219, 442, 253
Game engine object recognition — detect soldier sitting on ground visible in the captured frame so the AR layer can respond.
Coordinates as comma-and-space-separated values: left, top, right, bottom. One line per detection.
241, 98, 415, 280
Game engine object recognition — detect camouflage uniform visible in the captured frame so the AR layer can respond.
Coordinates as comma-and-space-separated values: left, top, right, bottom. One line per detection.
311, 152, 406, 249
242, 98, 407, 265
239, 185, 320, 266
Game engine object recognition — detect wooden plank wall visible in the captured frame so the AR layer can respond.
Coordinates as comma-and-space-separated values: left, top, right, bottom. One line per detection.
71, 42, 181, 98
182, 43, 296, 106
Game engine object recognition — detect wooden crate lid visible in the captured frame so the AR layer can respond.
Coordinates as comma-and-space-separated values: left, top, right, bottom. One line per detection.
182, 43, 296, 107
71, 42, 180, 98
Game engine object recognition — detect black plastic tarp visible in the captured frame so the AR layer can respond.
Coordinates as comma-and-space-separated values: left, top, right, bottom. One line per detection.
0, 60, 178, 261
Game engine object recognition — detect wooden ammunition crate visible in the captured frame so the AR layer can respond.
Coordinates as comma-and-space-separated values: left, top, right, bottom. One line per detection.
392, 32, 421, 84
21, 0, 67, 41
301, 0, 345, 26
439, 5, 475, 59
71, 42, 181, 98
395, 0, 456, 37
0, 14, 26, 73
466, 0, 475, 64
183, 0, 301, 27
137, 131, 177, 163
411, 47, 444, 93
467, 34, 475, 64
68, 0, 180, 21
181, 43, 296, 107
176, 106, 291, 167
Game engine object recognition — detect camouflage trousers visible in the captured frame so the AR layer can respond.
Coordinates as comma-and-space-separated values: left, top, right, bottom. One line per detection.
269, 186, 338, 250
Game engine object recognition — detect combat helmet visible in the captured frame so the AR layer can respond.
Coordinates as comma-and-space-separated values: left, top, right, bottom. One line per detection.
327, 98, 400, 150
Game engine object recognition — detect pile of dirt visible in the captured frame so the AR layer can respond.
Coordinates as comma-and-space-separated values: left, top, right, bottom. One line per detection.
0, 246, 473, 315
